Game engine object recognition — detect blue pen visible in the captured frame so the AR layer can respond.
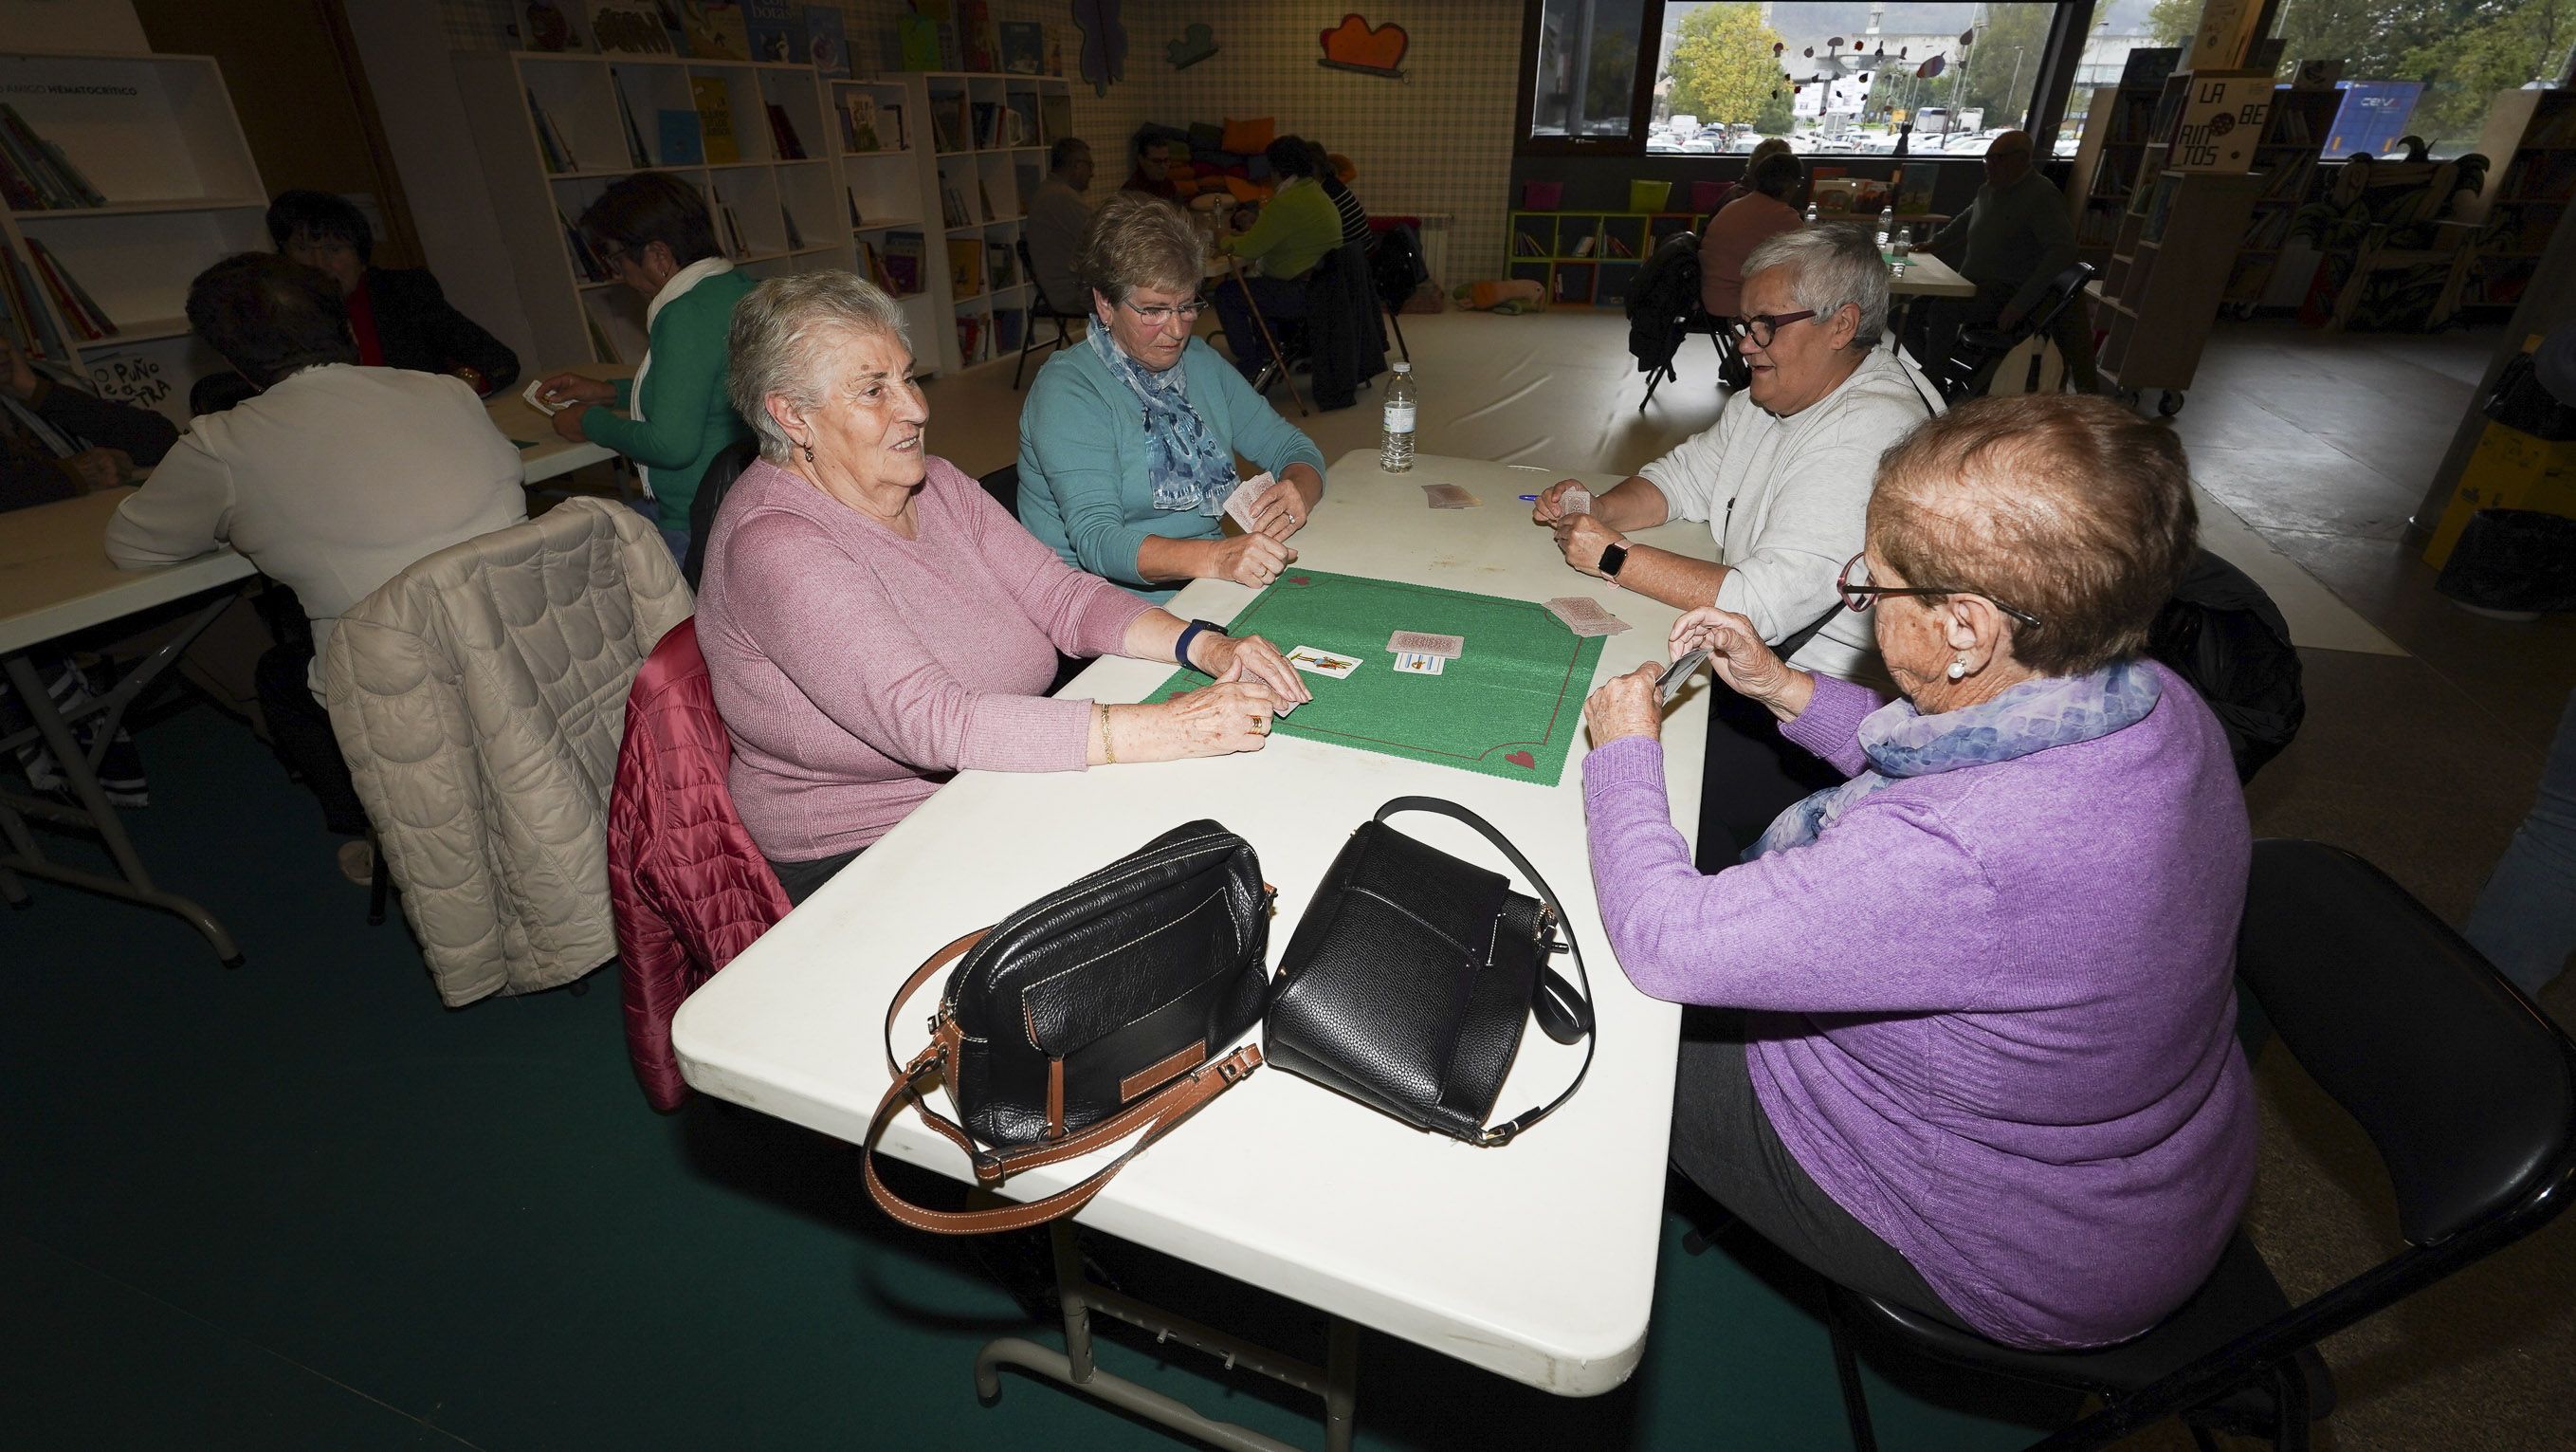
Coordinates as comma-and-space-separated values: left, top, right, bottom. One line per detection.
1517, 494, 1539, 502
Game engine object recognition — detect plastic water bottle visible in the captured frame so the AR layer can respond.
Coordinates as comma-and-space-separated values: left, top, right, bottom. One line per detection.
1803, 199, 1819, 225
1891, 230, 1910, 279
1876, 205, 1894, 248
1379, 362, 1416, 472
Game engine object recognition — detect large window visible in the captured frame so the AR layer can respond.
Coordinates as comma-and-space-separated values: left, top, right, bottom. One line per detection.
1526, 1, 2062, 156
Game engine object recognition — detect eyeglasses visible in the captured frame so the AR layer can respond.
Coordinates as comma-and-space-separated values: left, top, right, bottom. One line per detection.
1724, 310, 1819, 350
595, 243, 629, 268
1122, 297, 1208, 326
1837, 552, 2043, 631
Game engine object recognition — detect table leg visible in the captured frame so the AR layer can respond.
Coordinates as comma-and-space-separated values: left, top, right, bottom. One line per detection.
0, 594, 246, 965
971, 1221, 1361, 1452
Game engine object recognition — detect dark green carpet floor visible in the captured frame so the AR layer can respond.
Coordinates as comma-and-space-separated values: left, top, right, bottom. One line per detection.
3, 701, 2072, 1450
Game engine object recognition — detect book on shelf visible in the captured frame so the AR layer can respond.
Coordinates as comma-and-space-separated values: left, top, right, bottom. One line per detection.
940, 181, 969, 227
928, 98, 965, 153
611, 71, 651, 167
959, 1, 999, 71
684, 4, 751, 60
847, 187, 863, 228
988, 244, 1016, 288
0, 248, 64, 358
993, 307, 1025, 353
807, 8, 850, 78
971, 102, 1002, 149
842, 93, 882, 152
765, 104, 806, 160
2267, 101, 2314, 146
2119, 46, 2181, 88
657, 110, 703, 166
743, 0, 802, 63
949, 237, 984, 296
526, 90, 577, 174
1002, 95, 1038, 149
859, 239, 890, 291
0, 105, 103, 209
882, 103, 908, 152
2140, 173, 2184, 244
712, 185, 748, 258
690, 78, 739, 164
957, 313, 982, 361
882, 231, 924, 295
1038, 93, 1071, 147
560, 207, 612, 281
897, 15, 941, 71
2169, 73, 2272, 173
586, 1, 678, 56
779, 200, 803, 250
26, 239, 113, 340
999, 20, 1044, 75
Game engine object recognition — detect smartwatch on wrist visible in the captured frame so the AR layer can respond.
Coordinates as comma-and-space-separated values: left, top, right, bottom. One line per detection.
1173, 617, 1227, 673
1597, 542, 1631, 582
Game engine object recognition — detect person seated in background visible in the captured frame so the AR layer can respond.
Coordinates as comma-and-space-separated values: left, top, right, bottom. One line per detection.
103, 253, 525, 883
1019, 193, 1327, 604
265, 189, 520, 397
1536, 226, 1937, 858
1581, 394, 2256, 1352
1025, 137, 1096, 314
1703, 136, 1794, 224
1697, 152, 1803, 321
1308, 141, 1371, 253
697, 272, 1311, 905
1123, 131, 1179, 199
1211, 138, 1343, 383
1912, 131, 2095, 394
0, 333, 178, 806
533, 174, 755, 563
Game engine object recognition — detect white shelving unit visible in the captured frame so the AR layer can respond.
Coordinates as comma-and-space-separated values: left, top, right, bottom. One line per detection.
855, 69, 1069, 377
0, 50, 266, 424
452, 49, 852, 368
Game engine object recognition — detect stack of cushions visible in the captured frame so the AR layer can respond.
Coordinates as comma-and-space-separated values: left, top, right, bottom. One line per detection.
1133, 117, 1300, 205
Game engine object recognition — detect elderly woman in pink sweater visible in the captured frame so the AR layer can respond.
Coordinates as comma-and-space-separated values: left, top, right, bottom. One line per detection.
1581, 395, 2257, 1351
697, 272, 1308, 903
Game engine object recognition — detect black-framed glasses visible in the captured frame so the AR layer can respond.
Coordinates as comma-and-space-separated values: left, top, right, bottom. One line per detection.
1724, 310, 1819, 349
1123, 297, 1209, 326
594, 243, 630, 268
1837, 552, 2043, 631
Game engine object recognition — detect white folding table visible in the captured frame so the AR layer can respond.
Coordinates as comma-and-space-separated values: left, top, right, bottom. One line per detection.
675, 451, 1720, 1449
0, 487, 257, 962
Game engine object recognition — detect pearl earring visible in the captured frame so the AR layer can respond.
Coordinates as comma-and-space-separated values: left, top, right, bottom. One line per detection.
1946, 657, 1968, 681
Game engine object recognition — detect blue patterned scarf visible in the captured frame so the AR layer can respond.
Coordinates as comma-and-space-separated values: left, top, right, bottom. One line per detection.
1087, 325, 1237, 515
1748, 661, 2163, 860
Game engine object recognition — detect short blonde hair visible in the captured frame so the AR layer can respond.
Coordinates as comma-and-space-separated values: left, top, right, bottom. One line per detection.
727, 271, 912, 464
1869, 395, 2198, 676
1076, 192, 1201, 308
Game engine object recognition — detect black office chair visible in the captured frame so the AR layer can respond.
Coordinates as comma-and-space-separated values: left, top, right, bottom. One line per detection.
1014, 237, 1087, 391
1938, 261, 2097, 405
1370, 221, 1429, 364
681, 437, 762, 590
1827, 838, 2576, 1452
982, 461, 1090, 691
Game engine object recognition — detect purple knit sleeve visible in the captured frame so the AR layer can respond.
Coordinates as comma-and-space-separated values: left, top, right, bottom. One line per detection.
1779, 673, 1886, 778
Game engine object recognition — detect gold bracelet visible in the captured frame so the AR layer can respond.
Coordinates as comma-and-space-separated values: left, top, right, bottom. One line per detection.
1098, 704, 1116, 765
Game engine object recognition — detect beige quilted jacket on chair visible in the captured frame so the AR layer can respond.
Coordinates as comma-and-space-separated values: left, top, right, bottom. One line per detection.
324, 497, 693, 1005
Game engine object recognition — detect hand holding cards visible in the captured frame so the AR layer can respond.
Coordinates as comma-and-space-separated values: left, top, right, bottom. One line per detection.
1223, 471, 1279, 532
1656, 647, 1708, 705
1560, 486, 1592, 515
522, 377, 567, 417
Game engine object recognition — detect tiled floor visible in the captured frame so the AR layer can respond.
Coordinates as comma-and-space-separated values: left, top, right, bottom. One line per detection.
4, 310, 2570, 1450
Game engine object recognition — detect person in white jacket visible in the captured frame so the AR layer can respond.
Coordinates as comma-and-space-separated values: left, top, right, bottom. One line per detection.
1534, 225, 1941, 859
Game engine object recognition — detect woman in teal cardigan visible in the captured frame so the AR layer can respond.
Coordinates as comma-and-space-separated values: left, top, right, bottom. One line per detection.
1018, 193, 1326, 604
535, 174, 755, 561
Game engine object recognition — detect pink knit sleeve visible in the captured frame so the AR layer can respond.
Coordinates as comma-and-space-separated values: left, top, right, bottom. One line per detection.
933, 458, 1155, 659
723, 508, 1096, 774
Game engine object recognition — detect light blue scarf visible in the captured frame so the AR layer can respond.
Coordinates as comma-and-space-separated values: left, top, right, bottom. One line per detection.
1087, 325, 1238, 515
1748, 661, 2163, 860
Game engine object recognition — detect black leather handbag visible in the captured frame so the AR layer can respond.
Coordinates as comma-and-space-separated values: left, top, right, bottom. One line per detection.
866, 820, 1270, 1235
1265, 798, 1595, 1146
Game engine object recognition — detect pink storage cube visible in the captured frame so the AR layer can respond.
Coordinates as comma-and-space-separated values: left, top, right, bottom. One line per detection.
1691, 180, 1726, 215
1522, 180, 1565, 211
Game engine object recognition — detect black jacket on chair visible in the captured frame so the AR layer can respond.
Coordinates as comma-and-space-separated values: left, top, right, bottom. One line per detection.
359, 267, 520, 395
1303, 243, 1388, 413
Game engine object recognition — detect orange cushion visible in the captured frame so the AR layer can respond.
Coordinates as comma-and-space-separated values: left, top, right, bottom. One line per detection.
1221, 116, 1275, 155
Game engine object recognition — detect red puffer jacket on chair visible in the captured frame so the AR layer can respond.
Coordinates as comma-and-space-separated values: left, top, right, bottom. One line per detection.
609, 616, 792, 1111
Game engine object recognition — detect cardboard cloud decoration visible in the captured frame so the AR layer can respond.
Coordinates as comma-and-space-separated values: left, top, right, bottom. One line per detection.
1318, 13, 1408, 79
1166, 21, 1216, 68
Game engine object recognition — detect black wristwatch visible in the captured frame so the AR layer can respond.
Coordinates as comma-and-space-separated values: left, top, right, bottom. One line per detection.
1597, 542, 1631, 582
1174, 617, 1228, 673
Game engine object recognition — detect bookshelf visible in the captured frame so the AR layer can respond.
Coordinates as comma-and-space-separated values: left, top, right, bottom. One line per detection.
1506, 211, 1694, 307
2066, 61, 2185, 274
0, 50, 266, 424
2221, 85, 2340, 313
2461, 87, 2576, 311
2094, 169, 2265, 407
902, 70, 1069, 375
453, 49, 851, 368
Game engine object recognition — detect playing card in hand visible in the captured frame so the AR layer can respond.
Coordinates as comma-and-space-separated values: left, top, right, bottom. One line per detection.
1223, 471, 1278, 531
1561, 486, 1593, 515
1544, 596, 1632, 637
1422, 483, 1478, 509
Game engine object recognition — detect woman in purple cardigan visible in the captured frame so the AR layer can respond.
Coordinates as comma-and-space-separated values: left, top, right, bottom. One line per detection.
697, 272, 1309, 905
1580, 395, 2257, 1351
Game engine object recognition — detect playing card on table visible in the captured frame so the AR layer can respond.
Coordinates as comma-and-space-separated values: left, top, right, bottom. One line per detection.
1421, 483, 1479, 509
1392, 651, 1446, 675
1386, 630, 1463, 659
1544, 596, 1632, 637
1222, 471, 1278, 531
1286, 645, 1361, 679
1560, 486, 1593, 515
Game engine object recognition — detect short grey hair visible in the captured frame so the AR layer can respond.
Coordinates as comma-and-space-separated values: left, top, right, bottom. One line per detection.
727, 271, 912, 464
1077, 192, 1200, 308
1742, 226, 1889, 350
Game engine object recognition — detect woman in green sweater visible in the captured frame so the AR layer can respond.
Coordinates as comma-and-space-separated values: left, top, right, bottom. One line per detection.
1018, 193, 1326, 603
535, 174, 755, 561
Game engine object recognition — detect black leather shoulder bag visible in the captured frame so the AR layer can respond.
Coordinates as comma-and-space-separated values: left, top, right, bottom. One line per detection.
866, 820, 1270, 1235
1265, 797, 1595, 1146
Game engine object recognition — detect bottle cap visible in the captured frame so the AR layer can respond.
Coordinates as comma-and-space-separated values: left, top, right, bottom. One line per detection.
1392, 362, 1411, 374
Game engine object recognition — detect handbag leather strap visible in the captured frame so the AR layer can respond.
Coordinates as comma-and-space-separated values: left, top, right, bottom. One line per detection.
1773, 601, 1845, 662
866, 928, 1263, 1234
1372, 797, 1598, 1146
